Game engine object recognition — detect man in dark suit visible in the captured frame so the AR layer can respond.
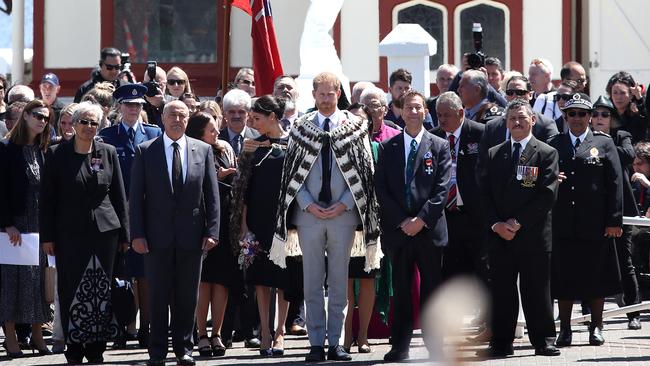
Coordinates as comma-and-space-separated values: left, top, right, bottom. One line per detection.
375, 90, 451, 362
129, 101, 220, 366
219, 89, 260, 155
480, 75, 559, 163
430, 92, 488, 282
479, 99, 560, 358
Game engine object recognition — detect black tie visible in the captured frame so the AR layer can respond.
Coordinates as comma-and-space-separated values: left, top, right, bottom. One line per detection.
512, 142, 521, 171
172, 142, 183, 199
319, 118, 332, 205
128, 128, 135, 149
573, 138, 581, 157
232, 135, 242, 155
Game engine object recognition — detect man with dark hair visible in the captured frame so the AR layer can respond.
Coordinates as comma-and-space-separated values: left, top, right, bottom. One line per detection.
485, 57, 504, 94
386, 68, 434, 129
560, 61, 588, 93
74, 47, 127, 103
478, 99, 560, 358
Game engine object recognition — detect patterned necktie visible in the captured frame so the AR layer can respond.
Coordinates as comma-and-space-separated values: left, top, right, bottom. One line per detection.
128, 128, 135, 149
446, 135, 458, 211
573, 138, 581, 157
172, 142, 183, 199
405, 139, 418, 210
319, 118, 332, 204
512, 142, 521, 172
232, 135, 242, 155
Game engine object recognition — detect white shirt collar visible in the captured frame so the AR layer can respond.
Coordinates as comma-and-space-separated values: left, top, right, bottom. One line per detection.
317, 110, 341, 129
511, 133, 532, 151
163, 133, 187, 150
445, 120, 464, 140
569, 129, 589, 146
227, 127, 246, 141
121, 120, 141, 133
404, 126, 425, 149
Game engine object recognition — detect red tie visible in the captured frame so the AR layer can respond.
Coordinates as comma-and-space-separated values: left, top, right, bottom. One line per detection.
446, 135, 457, 211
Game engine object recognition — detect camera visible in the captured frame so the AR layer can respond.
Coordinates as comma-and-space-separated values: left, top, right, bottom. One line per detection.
467, 23, 486, 69
120, 52, 135, 83
144, 61, 160, 97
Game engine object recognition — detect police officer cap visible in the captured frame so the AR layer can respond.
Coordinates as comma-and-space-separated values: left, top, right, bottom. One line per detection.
562, 92, 593, 110
113, 84, 147, 104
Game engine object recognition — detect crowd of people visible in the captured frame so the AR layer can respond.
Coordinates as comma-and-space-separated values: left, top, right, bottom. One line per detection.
0, 46, 649, 365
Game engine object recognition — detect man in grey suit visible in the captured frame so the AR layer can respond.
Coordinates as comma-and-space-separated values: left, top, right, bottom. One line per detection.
129, 101, 220, 366
271, 72, 382, 362
219, 89, 260, 155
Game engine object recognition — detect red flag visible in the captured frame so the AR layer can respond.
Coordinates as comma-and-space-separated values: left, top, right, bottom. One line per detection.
250, 0, 284, 95
232, 0, 251, 15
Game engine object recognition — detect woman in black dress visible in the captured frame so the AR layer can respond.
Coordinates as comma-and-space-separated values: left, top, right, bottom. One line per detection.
231, 95, 289, 356
0, 99, 54, 358
186, 110, 240, 357
40, 102, 129, 364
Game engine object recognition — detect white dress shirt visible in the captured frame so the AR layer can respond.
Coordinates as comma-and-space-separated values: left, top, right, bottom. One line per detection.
511, 133, 532, 154
163, 133, 188, 190
403, 127, 425, 164
569, 129, 588, 147
317, 110, 342, 130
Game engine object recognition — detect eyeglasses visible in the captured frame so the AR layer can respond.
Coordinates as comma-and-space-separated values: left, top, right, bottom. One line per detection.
505, 89, 530, 96
554, 93, 573, 101
103, 63, 121, 71
31, 111, 50, 122
592, 111, 611, 118
77, 119, 100, 127
566, 110, 589, 118
168, 79, 186, 86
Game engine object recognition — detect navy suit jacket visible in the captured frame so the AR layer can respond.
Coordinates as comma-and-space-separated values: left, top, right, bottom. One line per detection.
99, 122, 162, 195
129, 135, 220, 250
375, 129, 451, 250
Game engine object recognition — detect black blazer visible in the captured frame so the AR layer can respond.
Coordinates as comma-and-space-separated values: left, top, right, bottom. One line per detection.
39, 139, 129, 243
129, 135, 220, 250
480, 136, 559, 252
549, 130, 623, 241
479, 111, 559, 165
375, 130, 451, 250
612, 130, 639, 216
431, 118, 485, 225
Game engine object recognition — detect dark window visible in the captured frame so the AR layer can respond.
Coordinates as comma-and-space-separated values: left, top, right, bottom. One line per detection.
459, 4, 506, 69
113, 0, 217, 63
397, 4, 444, 70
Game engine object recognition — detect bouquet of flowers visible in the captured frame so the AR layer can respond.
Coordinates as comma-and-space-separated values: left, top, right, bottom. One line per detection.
238, 232, 265, 270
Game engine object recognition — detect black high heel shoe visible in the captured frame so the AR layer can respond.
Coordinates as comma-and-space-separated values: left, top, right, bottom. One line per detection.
3, 341, 24, 358
29, 339, 53, 356
211, 335, 226, 357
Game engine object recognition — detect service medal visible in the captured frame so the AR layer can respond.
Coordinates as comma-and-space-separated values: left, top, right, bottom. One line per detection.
590, 147, 599, 157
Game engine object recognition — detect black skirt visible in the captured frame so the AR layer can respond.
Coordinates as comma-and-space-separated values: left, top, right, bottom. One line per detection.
551, 238, 622, 300
201, 241, 243, 290
348, 257, 379, 279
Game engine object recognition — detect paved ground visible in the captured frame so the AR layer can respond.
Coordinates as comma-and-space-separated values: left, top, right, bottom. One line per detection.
2, 300, 650, 365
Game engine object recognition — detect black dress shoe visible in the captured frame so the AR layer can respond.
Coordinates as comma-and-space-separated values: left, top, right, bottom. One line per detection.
327, 345, 352, 361
589, 326, 605, 346
86, 356, 104, 364
555, 327, 572, 347
534, 345, 561, 356
305, 346, 326, 362
146, 359, 165, 366
244, 337, 261, 348
628, 318, 642, 330
176, 354, 196, 365
476, 345, 514, 358
383, 348, 409, 362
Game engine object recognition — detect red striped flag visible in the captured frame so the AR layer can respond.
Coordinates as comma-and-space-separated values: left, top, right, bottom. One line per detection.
250, 0, 284, 95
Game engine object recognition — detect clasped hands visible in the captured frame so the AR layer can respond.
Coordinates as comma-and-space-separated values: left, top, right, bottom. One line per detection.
306, 202, 347, 219
493, 218, 522, 241
400, 217, 425, 237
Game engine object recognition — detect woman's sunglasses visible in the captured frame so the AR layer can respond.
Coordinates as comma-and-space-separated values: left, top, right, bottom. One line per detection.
592, 111, 611, 118
168, 79, 186, 86
31, 111, 50, 122
77, 119, 100, 127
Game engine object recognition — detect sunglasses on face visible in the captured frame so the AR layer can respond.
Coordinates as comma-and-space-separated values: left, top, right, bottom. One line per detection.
168, 79, 186, 86
505, 89, 530, 96
103, 63, 121, 71
31, 111, 50, 122
592, 111, 611, 118
567, 110, 589, 118
77, 119, 100, 127
554, 93, 573, 101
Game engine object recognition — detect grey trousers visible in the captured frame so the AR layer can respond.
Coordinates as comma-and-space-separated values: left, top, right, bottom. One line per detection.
297, 221, 356, 347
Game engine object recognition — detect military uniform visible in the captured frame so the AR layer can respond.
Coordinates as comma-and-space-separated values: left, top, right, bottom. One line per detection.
548, 129, 623, 300
467, 102, 504, 125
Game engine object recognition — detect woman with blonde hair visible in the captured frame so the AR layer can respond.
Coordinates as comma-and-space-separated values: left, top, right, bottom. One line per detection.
57, 103, 79, 141
166, 66, 193, 99
82, 82, 116, 129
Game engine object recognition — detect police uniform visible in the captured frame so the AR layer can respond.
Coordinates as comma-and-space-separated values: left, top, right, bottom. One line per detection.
548, 94, 623, 301
99, 84, 161, 279
470, 102, 504, 125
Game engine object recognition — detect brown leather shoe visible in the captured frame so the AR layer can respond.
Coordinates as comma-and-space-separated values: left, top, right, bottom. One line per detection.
288, 324, 307, 336
466, 328, 492, 344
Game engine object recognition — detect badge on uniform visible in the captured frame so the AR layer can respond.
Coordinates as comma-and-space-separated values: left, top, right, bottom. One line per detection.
91, 157, 104, 173
466, 142, 479, 155
585, 147, 601, 165
424, 151, 434, 175
516, 165, 538, 187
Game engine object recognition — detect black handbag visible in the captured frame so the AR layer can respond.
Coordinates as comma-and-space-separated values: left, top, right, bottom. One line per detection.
111, 255, 137, 326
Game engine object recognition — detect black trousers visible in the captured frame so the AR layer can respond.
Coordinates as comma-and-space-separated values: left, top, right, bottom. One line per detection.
144, 247, 202, 360
616, 227, 641, 319
65, 342, 106, 362
221, 284, 259, 343
489, 245, 555, 349
387, 233, 443, 351
442, 209, 489, 284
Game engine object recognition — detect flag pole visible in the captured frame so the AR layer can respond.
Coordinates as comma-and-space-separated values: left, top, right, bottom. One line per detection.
221, 0, 232, 95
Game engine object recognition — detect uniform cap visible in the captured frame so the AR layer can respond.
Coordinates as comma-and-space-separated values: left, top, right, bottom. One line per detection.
113, 83, 147, 104
562, 92, 593, 110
